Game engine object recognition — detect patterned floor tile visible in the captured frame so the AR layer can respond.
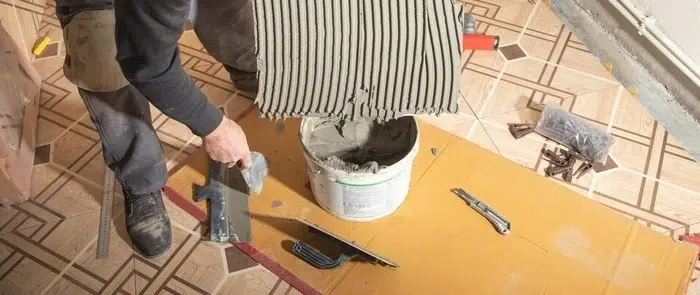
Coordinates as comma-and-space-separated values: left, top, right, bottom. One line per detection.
419, 113, 476, 140
217, 267, 282, 295
3, 0, 698, 292
172, 241, 226, 294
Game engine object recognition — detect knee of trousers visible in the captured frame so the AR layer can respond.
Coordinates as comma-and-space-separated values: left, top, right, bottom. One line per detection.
63, 10, 128, 93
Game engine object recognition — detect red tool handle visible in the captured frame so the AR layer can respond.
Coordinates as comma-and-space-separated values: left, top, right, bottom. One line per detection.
463, 34, 500, 51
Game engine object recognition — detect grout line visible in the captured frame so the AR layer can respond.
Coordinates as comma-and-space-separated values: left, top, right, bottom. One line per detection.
220, 246, 229, 274
516, 0, 541, 43
40, 235, 98, 295
51, 163, 104, 189
467, 64, 509, 139
226, 264, 263, 278
49, 112, 89, 145
211, 243, 230, 295
524, 56, 621, 84
621, 167, 700, 197
588, 174, 598, 199
474, 119, 503, 155
607, 86, 624, 133
171, 221, 201, 238
211, 273, 228, 295
9, 0, 31, 61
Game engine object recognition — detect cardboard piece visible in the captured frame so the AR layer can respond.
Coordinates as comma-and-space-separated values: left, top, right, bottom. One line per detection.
167, 111, 699, 295
0, 24, 42, 205
252, 0, 463, 121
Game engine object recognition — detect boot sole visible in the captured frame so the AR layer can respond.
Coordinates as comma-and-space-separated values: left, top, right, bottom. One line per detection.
138, 242, 172, 259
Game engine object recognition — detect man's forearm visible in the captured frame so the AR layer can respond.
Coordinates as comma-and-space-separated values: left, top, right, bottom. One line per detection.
114, 0, 223, 136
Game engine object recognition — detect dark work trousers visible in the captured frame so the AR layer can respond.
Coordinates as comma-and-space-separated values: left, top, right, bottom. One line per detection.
56, 0, 257, 195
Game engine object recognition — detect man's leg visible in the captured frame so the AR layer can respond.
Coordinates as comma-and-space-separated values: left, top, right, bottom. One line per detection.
193, 0, 258, 92
56, 2, 172, 257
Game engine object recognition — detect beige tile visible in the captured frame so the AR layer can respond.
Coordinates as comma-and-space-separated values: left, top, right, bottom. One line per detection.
467, 121, 501, 156
32, 55, 64, 81
525, 3, 564, 36
665, 131, 696, 160
75, 150, 106, 185
40, 210, 99, 260
418, 113, 476, 140
71, 206, 133, 281
548, 63, 618, 97
30, 163, 63, 197
164, 196, 200, 231
558, 45, 617, 81
612, 90, 656, 138
487, 2, 535, 45
15, 4, 42, 60
460, 67, 500, 115
518, 33, 556, 61
568, 86, 619, 126
479, 77, 535, 118
52, 129, 98, 170
591, 175, 685, 233
0, 252, 58, 293
165, 276, 212, 294
465, 48, 505, 71
652, 178, 700, 225
200, 84, 236, 107
608, 135, 651, 173
687, 267, 700, 295
157, 118, 194, 145
173, 241, 226, 294
217, 268, 280, 295
594, 170, 645, 206
43, 175, 102, 218
477, 119, 552, 170
0, 3, 30, 60
657, 152, 700, 193
44, 275, 95, 295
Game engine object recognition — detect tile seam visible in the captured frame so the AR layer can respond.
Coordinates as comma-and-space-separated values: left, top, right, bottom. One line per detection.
606, 85, 625, 133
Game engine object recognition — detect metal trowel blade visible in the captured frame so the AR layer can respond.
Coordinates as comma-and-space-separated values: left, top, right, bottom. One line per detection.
224, 166, 253, 243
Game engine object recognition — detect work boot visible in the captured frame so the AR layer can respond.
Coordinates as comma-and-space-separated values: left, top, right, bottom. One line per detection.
123, 189, 172, 258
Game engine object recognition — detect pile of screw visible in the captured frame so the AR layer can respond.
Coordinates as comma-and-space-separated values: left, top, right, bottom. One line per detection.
541, 148, 592, 182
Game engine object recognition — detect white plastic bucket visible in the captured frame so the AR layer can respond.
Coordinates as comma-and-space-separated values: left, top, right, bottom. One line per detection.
299, 117, 420, 222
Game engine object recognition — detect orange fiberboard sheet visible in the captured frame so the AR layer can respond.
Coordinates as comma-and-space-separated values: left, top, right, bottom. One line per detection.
167, 111, 699, 295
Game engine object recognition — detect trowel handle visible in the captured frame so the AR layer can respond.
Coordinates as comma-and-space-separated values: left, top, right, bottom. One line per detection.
292, 241, 352, 269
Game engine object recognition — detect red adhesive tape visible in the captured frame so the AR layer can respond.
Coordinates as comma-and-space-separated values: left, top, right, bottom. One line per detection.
463, 34, 500, 51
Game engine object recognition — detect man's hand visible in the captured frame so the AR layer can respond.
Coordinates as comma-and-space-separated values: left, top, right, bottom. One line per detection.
202, 118, 253, 169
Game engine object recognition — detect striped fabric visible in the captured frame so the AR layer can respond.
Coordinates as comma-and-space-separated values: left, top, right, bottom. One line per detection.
253, 0, 463, 121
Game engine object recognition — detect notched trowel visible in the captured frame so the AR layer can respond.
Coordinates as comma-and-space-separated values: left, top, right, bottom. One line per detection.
195, 152, 270, 243
292, 219, 398, 269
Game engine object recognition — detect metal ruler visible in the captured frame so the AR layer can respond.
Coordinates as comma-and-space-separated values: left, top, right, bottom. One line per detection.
96, 168, 115, 259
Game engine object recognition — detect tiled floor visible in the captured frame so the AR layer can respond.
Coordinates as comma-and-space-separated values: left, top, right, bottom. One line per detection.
1, 0, 699, 294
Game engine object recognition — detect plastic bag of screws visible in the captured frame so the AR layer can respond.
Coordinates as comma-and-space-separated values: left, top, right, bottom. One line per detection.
535, 104, 614, 164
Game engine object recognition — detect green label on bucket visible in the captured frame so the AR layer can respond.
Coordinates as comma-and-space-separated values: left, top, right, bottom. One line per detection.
342, 183, 388, 219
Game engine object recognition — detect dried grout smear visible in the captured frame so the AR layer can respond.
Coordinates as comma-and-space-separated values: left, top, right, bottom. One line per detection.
253, 0, 463, 121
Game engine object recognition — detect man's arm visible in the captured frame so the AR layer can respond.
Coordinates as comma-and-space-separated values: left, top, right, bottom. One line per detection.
113, 0, 222, 136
